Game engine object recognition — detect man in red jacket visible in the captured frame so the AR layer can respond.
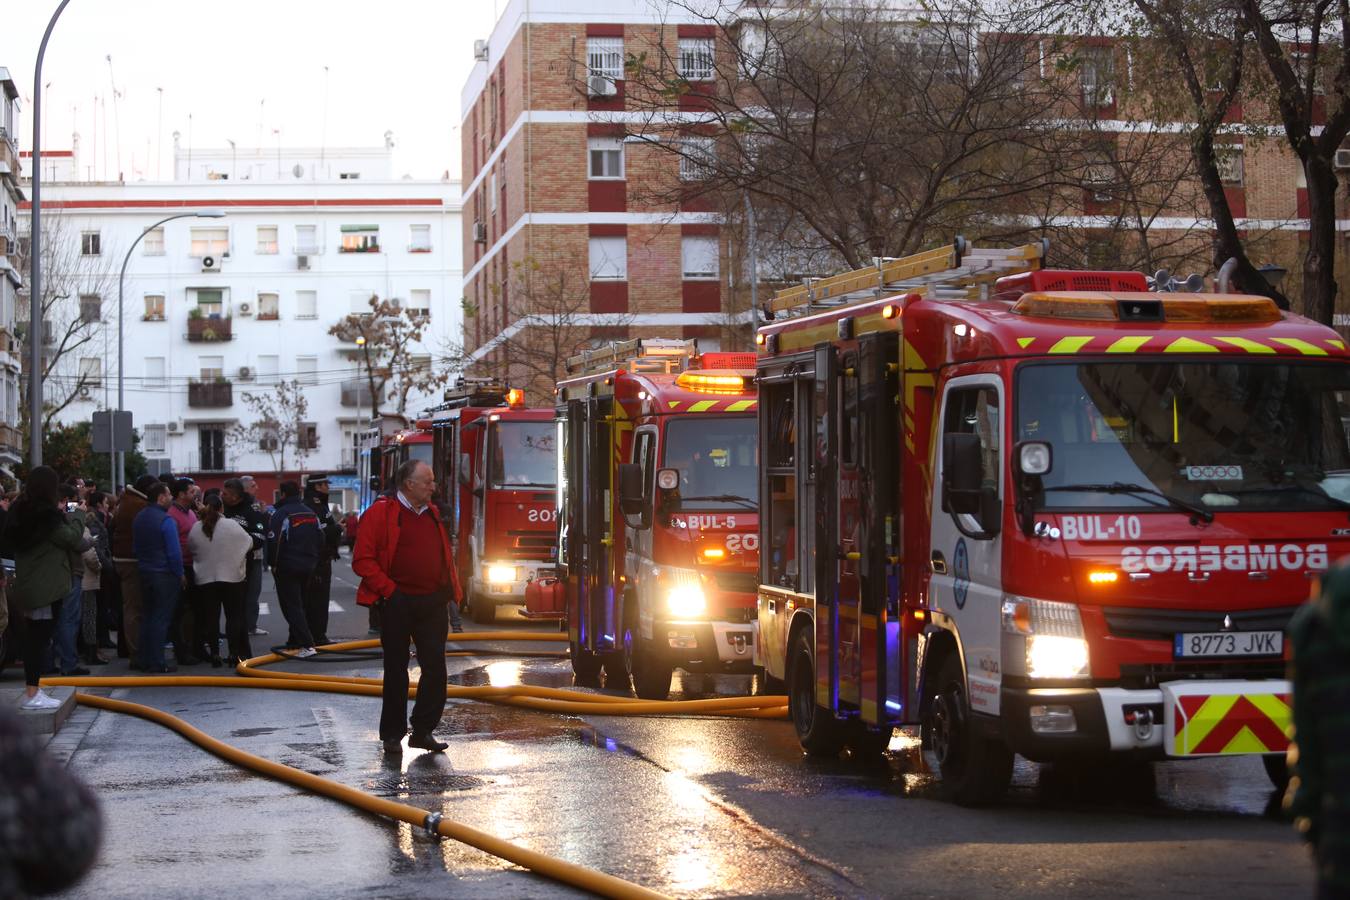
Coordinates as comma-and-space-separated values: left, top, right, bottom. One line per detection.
352, 459, 461, 755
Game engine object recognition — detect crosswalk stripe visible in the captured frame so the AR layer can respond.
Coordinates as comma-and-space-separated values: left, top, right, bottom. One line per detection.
257, 601, 343, 615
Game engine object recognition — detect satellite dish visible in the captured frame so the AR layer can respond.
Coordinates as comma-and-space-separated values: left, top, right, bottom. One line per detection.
292, 163, 305, 178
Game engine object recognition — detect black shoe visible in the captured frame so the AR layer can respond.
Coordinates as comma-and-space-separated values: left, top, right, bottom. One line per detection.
60, 666, 91, 676
313, 636, 331, 646
85, 656, 109, 666
451, 624, 464, 634
150, 664, 178, 673
408, 732, 448, 752
177, 655, 202, 666
382, 739, 403, 755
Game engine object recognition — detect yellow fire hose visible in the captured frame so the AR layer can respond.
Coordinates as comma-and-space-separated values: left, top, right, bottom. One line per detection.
41, 630, 788, 898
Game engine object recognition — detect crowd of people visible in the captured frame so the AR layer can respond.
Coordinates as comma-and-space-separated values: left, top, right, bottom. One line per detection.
4, 468, 342, 710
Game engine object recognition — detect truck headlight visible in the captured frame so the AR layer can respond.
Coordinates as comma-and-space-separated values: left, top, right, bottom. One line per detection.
1002, 595, 1090, 679
486, 564, 516, 584
657, 566, 706, 618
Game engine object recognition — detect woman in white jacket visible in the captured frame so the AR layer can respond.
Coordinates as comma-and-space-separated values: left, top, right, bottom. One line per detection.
187, 494, 254, 666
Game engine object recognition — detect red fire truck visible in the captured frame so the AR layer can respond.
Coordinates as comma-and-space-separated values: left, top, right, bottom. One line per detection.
556, 339, 760, 698
428, 380, 558, 624
754, 239, 1346, 803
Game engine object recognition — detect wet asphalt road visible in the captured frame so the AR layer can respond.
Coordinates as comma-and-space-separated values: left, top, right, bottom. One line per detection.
44, 557, 1313, 899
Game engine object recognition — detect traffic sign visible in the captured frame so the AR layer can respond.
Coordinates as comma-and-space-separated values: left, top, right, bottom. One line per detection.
91, 410, 134, 452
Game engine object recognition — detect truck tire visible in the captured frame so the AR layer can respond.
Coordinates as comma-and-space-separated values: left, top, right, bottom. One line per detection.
569, 639, 603, 682
470, 593, 496, 625
788, 627, 846, 757
921, 654, 1013, 806
1262, 754, 1290, 793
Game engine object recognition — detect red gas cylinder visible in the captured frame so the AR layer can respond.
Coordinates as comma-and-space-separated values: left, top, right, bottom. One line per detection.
523, 577, 564, 619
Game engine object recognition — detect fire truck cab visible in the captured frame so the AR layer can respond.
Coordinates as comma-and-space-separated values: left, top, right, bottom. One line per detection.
556, 339, 760, 698
429, 380, 558, 624
756, 239, 1347, 804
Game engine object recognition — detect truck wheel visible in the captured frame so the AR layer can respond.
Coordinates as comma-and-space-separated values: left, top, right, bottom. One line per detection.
632, 648, 674, 700
921, 654, 1013, 806
1262, 754, 1290, 793
470, 593, 496, 625
569, 639, 603, 682
788, 627, 846, 757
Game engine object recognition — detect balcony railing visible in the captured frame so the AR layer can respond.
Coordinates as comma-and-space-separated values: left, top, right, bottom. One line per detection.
186, 450, 231, 473
186, 316, 233, 342
188, 380, 233, 408
340, 379, 375, 407
0, 423, 21, 453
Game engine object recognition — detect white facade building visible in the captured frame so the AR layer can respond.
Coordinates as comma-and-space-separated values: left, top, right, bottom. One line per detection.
0, 69, 23, 472
25, 141, 461, 499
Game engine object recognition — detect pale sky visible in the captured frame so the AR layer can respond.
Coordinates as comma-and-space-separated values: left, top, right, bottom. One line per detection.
4, 1, 504, 182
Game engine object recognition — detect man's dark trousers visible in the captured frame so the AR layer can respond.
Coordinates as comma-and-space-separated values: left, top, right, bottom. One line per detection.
274, 569, 316, 648
379, 592, 448, 741
302, 558, 333, 644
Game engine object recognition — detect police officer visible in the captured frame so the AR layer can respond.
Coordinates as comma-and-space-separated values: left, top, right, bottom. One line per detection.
301, 474, 342, 646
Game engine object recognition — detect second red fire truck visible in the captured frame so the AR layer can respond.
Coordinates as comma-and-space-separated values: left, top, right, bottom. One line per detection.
754, 239, 1344, 803
556, 340, 760, 698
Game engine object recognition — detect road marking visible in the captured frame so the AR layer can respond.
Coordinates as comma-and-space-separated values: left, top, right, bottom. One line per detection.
256, 601, 343, 615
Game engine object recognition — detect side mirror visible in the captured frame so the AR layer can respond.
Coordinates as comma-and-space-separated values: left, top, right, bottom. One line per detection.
369, 476, 381, 491
618, 463, 646, 521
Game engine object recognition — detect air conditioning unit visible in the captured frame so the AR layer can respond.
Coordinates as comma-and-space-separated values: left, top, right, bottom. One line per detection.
472, 221, 487, 244
588, 74, 617, 97
78, 385, 92, 399
238, 366, 254, 381
238, 302, 253, 316
474, 39, 490, 61
297, 254, 310, 270
1335, 148, 1350, 170
166, 421, 182, 434
201, 255, 221, 272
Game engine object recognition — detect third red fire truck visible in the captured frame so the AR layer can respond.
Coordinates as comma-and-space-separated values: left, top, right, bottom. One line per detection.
556, 340, 760, 698
755, 239, 1346, 803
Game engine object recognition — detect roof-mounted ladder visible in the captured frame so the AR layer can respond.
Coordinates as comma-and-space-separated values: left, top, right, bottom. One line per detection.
767, 237, 1049, 318
565, 338, 700, 377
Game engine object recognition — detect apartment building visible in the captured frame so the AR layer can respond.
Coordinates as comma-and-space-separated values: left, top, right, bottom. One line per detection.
23, 140, 461, 505
0, 70, 23, 474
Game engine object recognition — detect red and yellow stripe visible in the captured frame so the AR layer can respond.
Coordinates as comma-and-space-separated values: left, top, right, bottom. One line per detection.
665, 398, 757, 413
1171, 691, 1291, 756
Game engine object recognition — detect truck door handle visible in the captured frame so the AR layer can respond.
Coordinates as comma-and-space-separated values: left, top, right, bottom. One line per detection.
930, 551, 947, 574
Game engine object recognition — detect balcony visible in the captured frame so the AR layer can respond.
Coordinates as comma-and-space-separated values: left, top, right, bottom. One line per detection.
186, 450, 232, 473
340, 379, 375, 407
0, 127, 18, 177
186, 316, 233, 342
188, 379, 233, 408
0, 423, 21, 454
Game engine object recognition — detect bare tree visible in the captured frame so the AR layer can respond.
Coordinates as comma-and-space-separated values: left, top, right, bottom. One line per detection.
328, 294, 447, 416
16, 209, 119, 436
227, 379, 312, 479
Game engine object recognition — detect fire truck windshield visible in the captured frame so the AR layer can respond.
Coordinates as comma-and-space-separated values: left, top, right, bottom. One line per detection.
406, 443, 432, 466
489, 421, 556, 489
662, 416, 758, 511
1017, 361, 1350, 512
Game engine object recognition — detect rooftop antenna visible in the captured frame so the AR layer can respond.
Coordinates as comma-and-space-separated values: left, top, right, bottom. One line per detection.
155, 87, 163, 179
320, 65, 329, 180
257, 98, 265, 148
187, 112, 193, 180
106, 55, 122, 180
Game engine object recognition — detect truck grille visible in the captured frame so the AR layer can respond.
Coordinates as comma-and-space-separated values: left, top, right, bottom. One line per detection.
713, 572, 759, 595
1117, 661, 1287, 690
1102, 605, 1297, 641
508, 530, 556, 558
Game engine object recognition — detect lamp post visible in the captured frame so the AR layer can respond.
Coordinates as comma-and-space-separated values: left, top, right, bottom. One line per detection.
29, 0, 73, 466
355, 335, 367, 433
113, 210, 225, 492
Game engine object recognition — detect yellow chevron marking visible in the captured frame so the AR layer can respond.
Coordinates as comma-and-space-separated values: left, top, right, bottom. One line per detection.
1048, 336, 1093, 354
1222, 726, 1271, 755
1216, 337, 1276, 354
1017, 337, 1035, 349
1328, 339, 1346, 350
725, 400, 756, 412
688, 400, 717, 412
1248, 692, 1292, 736
1174, 693, 1238, 755
668, 401, 681, 410
1106, 336, 1150, 353
1165, 337, 1218, 353
1271, 337, 1328, 356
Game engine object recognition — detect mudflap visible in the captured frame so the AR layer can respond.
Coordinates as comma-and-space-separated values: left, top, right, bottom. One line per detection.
1162, 680, 1292, 757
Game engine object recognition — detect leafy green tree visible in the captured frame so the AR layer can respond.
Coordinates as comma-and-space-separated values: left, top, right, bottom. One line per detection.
18, 421, 148, 489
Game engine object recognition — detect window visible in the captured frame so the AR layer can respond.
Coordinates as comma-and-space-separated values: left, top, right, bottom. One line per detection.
941, 385, 1001, 516
589, 236, 627, 280
143, 294, 166, 320
1216, 145, 1244, 186
587, 36, 624, 81
195, 288, 225, 317
296, 355, 318, 385
295, 290, 317, 319
295, 225, 319, 254
763, 379, 800, 589
142, 424, 167, 453
78, 357, 101, 386
409, 224, 432, 252
199, 355, 225, 380
257, 354, 279, 384
145, 356, 166, 389
349, 289, 375, 314
81, 231, 101, 256
679, 138, 716, 180
339, 225, 380, 253
79, 293, 101, 324
339, 172, 361, 180
189, 226, 229, 257
199, 427, 226, 471
142, 227, 165, 256
257, 292, 279, 319
259, 426, 279, 452
1080, 46, 1115, 107
408, 289, 431, 319
678, 38, 715, 81
256, 225, 278, 254
588, 137, 624, 179
298, 422, 319, 450
681, 236, 719, 279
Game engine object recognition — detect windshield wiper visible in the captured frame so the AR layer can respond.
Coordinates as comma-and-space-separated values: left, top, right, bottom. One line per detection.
1220, 483, 1350, 512
1044, 482, 1214, 523
678, 494, 759, 511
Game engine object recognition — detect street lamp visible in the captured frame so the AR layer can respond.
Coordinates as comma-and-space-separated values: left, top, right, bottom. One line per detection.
113, 210, 226, 492
355, 335, 367, 432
